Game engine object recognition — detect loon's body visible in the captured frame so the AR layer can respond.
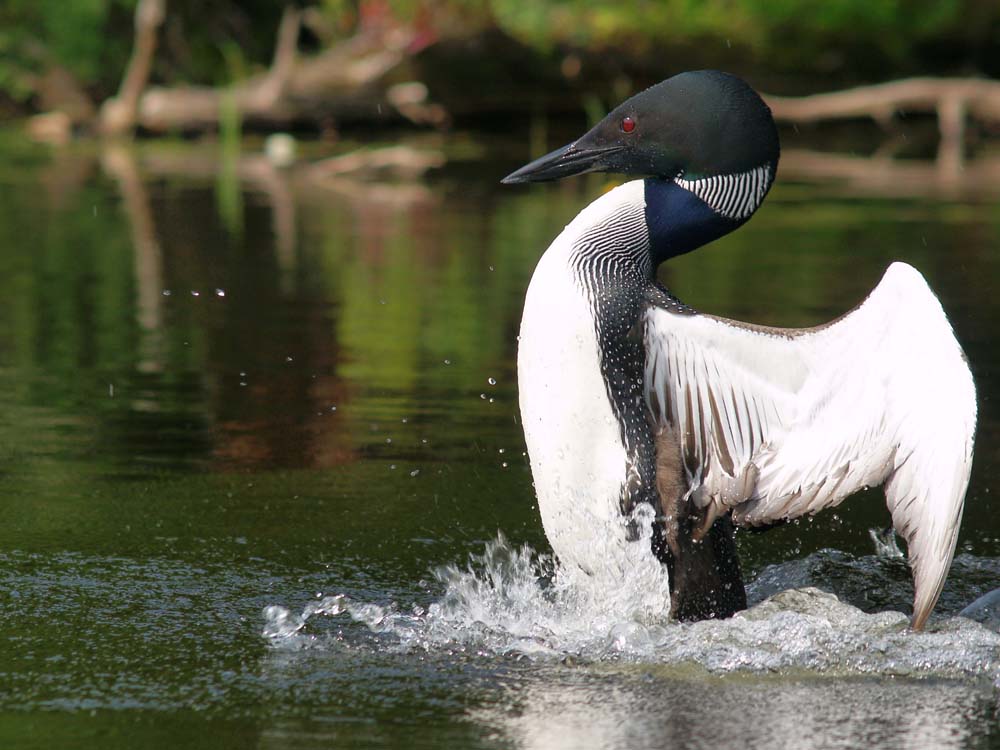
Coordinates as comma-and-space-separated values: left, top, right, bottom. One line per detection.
518, 181, 653, 572
505, 71, 977, 628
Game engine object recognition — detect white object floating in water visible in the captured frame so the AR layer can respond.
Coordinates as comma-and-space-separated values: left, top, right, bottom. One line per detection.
265, 133, 297, 168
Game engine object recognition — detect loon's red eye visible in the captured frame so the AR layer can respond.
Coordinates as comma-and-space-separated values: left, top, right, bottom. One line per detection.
621, 116, 636, 133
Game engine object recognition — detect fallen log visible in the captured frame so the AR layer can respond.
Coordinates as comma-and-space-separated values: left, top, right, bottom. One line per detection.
94, 0, 445, 136
765, 78, 1000, 125
135, 25, 442, 133
765, 78, 1000, 177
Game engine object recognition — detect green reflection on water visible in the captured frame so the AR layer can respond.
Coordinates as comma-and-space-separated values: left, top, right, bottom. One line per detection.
0, 136, 997, 748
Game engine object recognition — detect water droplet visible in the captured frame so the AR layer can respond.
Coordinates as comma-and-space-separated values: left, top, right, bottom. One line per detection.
410, 469, 420, 477
498, 448, 505, 454
390, 464, 397, 470
501, 462, 508, 468
385, 438, 392, 444
285, 356, 293, 362
215, 288, 226, 297
488, 377, 497, 385
480, 393, 487, 399
162, 289, 172, 296
443, 359, 451, 365
191, 290, 200, 297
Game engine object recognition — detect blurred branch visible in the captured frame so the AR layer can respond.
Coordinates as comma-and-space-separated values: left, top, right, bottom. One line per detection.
765, 78, 1000, 179
254, 5, 301, 108
307, 144, 445, 180
100, 0, 166, 136
88, 2, 447, 137
766, 78, 1000, 124
135, 10, 443, 133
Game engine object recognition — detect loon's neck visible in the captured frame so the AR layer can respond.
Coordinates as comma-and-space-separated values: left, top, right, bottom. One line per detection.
518, 182, 655, 572
553, 172, 773, 285
517, 174, 771, 572
563, 184, 662, 523
644, 179, 732, 265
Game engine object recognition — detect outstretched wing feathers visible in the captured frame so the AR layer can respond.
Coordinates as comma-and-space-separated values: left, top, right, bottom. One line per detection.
643, 262, 976, 629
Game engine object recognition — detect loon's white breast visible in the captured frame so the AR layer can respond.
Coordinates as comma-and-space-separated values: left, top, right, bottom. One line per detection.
517, 181, 649, 575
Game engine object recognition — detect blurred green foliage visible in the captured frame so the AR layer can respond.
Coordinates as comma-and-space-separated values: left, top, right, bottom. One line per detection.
490, 0, 965, 50
0, 0, 998, 110
0, 0, 129, 102
0, 0, 134, 86
0, 0, 286, 103
485, 0, 999, 80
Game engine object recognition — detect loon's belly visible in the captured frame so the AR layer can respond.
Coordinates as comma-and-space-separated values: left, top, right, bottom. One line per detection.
517, 247, 630, 573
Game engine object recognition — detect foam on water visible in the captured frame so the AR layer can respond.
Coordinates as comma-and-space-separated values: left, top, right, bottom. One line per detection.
263, 509, 1000, 683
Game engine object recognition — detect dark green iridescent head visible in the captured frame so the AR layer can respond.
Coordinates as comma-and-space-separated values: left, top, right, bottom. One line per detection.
502, 70, 780, 184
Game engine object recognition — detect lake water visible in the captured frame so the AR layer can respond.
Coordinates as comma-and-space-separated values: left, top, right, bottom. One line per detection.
0, 132, 998, 749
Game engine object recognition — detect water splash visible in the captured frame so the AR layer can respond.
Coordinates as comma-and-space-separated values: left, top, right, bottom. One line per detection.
263, 511, 1000, 683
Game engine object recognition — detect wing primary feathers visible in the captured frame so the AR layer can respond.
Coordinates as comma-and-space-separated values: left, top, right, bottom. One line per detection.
641, 262, 976, 629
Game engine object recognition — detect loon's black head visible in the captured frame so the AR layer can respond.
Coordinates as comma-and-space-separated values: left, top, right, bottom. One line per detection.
504, 70, 778, 184
503, 71, 780, 258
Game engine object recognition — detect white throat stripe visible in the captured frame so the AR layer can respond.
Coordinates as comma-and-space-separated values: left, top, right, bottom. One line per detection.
675, 164, 772, 220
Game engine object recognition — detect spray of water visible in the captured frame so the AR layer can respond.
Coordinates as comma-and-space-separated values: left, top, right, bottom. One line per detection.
263, 511, 1000, 683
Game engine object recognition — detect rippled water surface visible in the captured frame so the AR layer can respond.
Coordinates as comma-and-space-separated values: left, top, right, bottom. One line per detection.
0, 133, 998, 748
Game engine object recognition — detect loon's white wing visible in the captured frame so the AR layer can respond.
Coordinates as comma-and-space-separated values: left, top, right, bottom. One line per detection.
643, 262, 977, 629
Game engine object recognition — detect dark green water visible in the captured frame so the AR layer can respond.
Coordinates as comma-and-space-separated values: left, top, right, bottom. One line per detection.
0, 135, 998, 749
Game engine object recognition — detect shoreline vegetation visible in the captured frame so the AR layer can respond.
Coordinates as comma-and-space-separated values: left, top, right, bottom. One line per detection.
4, 0, 999, 189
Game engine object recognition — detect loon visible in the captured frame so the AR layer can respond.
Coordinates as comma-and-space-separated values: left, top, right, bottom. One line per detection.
502, 70, 976, 630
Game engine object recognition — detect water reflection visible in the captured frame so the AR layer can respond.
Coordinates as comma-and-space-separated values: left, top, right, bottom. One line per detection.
477, 667, 994, 750
92, 143, 514, 471
780, 148, 1000, 198
0, 134, 997, 532
0, 135, 998, 748
102, 144, 165, 365
8, 137, 999, 480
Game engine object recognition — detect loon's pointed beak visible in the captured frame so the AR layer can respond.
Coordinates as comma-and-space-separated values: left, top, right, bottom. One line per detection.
501, 140, 626, 185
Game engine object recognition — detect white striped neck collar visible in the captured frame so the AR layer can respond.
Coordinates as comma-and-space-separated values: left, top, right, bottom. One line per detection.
673, 162, 775, 221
